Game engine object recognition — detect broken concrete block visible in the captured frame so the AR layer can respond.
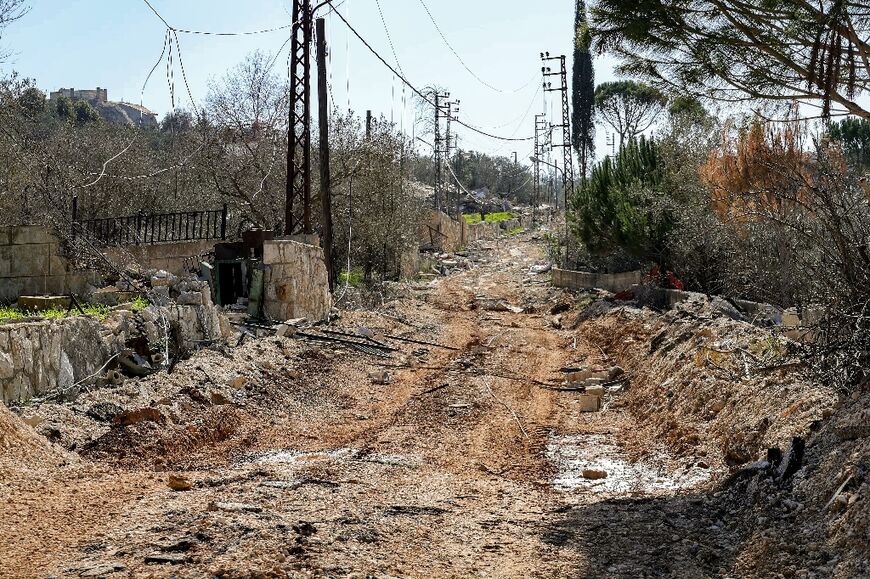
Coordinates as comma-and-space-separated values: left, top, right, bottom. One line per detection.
576, 394, 602, 412
276, 324, 297, 338
369, 370, 393, 385
582, 469, 608, 480
585, 385, 606, 397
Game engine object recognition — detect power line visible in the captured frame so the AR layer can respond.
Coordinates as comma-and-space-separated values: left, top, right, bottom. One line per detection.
416, 0, 528, 94
373, 0, 404, 78
326, 1, 533, 143
143, 0, 292, 35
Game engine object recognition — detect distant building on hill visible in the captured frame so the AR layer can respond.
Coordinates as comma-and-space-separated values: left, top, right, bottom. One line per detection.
49, 87, 158, 128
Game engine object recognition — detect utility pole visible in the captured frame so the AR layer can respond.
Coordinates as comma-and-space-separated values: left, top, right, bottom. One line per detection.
366, 110, 372, 141
534, 113, 547, 224
444, 99, 459, 216
286, 0, 313, 235
316, 17, 334, 289
543, 51, 574, 265
541, 52, 574, 211
432, 91, 450, 212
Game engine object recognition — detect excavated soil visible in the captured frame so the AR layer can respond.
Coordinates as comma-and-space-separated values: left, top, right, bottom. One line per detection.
0, 233, 866, 578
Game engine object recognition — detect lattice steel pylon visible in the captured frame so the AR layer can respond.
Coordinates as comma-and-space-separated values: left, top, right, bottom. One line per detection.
285, 0, 313, 235
542, 53, 574, 210
432, 91, 450, 212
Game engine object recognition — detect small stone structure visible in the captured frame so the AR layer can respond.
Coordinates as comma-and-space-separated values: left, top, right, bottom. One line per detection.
0, 226, 99, 303
262, 239, 332, 322
551, 268, 642, 293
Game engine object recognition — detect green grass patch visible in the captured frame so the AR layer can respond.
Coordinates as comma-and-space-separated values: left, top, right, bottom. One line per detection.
507, 226, 526, 236
463, 211, 514, 225
339, 269, 364, 287
131, 296, 149, 312
0, 304, 114, 322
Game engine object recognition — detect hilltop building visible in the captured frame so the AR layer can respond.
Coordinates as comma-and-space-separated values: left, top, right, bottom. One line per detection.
49, 87, 158, 128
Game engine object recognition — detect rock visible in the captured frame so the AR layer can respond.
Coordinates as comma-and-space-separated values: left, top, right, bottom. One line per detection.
86, 402, 124, 423
777, 437, 805, 480
209, 390, 232, 405
79, 562, 126, 576
144, 553, 188, 565
276, 323, 297, 338
208, 501, 263, 513
112, 407, 163, 426
369, 371, 393, 385
230, 376, 248, 389
177, 291, 203, 306
582, 469, 608, 480
167, 474, 193, 491
158, 536, 196, 552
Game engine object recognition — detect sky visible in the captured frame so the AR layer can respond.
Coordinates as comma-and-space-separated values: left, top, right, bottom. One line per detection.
0, 0, 620, 163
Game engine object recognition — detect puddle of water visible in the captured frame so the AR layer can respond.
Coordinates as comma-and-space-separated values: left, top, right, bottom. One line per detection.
247, 448, 421, 469
547, 434, 712, 494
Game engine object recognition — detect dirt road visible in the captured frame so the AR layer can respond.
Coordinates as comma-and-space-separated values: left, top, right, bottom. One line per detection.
0, 234, 811, 577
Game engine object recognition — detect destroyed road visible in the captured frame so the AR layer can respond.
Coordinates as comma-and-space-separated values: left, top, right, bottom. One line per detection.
0, 234, 865, 578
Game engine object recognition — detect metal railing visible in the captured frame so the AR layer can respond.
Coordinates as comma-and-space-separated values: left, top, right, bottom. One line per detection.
72, 202, 227, 246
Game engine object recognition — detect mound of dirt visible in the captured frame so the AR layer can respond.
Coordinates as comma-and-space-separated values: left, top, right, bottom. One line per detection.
578, 297, 835, 467
0, 404, 74, 475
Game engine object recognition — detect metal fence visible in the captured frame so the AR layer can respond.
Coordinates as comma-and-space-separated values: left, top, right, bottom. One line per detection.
73, 203, 227, 246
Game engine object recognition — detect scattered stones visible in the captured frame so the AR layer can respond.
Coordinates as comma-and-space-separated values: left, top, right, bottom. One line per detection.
208, 501, 263, 513
79, 562, 126, 576
369, 371, 393, 385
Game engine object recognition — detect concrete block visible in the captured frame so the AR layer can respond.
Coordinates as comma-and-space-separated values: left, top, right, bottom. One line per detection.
0, 227, 12, 245
576, 394, 602, 412
17, 296, 72, 312
8, 244, 50, 277
48, 245, 69, 276
10, 226, 58, 245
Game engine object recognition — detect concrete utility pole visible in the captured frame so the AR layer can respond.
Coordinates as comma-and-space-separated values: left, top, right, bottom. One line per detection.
286, 0, 313, 235
445, 99, 459, 216
316, 17, 334, 289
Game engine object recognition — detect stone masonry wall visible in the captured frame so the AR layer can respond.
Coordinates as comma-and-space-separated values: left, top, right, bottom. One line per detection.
0, 226, 99, 303
1, 277, 231, 405
104, 239, 218, 277
262, 240, 331, 322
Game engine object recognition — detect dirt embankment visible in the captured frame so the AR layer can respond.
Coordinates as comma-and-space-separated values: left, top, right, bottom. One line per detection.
570, 298, 867, 578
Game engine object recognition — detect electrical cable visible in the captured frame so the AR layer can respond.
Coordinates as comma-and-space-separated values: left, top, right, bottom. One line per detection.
416, 0, 532, 94
325, 1, 532, 143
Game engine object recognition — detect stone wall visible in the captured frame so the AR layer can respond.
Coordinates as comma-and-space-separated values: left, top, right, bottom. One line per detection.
552, 268, 642, 293
262, 240, 331, 322
0, 294, 231, 405
0, 226, 99, 303
104, 239, 218, 277
420, 210, 526, 253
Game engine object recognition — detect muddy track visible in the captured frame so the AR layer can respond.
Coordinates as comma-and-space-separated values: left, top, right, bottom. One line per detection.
1, 235, 739, 578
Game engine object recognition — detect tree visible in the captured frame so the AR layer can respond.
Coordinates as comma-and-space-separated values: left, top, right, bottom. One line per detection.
54, 95, 73, 120
829, 117, 870, 170
73, 100, 100, 125
571, 0, 595, 179
591, 0, 870, 120
16, 86, 44, 117
0, 0, 28, 62
203, 50, 289, 230
594, 80, 666, 148
573, 135, 672, 262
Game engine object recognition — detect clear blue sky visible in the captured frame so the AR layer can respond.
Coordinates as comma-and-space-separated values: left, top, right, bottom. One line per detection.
1, 0, 618, 159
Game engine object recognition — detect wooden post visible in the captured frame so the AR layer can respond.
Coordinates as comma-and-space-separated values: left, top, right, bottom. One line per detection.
317, 17, 335, 290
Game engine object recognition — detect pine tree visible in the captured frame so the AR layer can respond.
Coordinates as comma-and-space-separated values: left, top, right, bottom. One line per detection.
572, 0, 595, 180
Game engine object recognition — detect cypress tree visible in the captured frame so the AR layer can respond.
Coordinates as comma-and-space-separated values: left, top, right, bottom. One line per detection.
572, 0, 595, 180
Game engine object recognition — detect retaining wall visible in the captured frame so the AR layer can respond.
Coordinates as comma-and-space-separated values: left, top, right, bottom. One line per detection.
263, 239, 332, 322
552, 268, 642, 293
104, 239, 217, 276
1, 277, 231, 405
0, 226, 99, 303
421, 210, 526, 253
